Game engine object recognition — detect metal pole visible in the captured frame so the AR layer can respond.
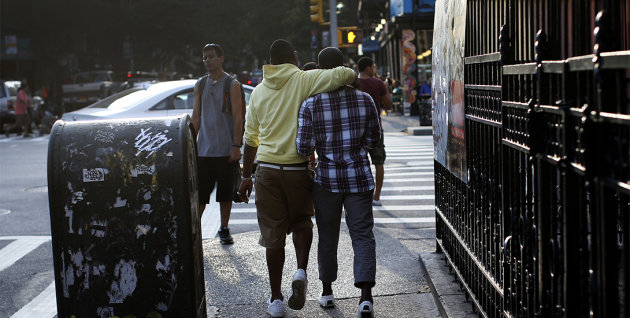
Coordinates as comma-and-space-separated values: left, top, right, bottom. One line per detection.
329, 0, 338, 48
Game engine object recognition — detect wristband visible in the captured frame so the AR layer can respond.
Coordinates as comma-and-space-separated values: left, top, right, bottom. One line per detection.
232, 144, 242, 148
241, 176, 252, 181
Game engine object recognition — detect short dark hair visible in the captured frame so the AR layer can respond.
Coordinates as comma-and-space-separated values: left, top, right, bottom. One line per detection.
357, 56, 374, 72
302, 62, 318, 71
203, 43, 224, 57
317, 47, 344, 69
269, 39, 296, 65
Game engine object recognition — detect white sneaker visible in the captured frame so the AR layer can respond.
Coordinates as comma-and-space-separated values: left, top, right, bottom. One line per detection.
356, 300, 374, 318
318, 294, 335, 308
372, 199, 382, 206
288, 269, 308, 310
267, 297, 285, 317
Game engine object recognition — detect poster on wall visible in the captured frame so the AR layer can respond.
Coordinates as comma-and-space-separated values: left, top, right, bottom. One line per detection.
401, 29, 417, 109
432, 0, 467, 183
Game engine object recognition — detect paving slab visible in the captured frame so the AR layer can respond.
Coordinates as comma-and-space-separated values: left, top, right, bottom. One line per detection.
202, 226, 443, 317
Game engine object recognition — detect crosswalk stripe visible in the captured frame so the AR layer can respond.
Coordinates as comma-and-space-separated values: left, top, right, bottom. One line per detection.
381, 185, 433, 191
229, 216, 435, 225
201, 189, 221, 240
378, 195, 434, 200
386, 156, 433, 160
372, 217, 435, 223
385, 171, 433, 176
385, 177, 434, 182
10, 281, 57, 318
231, 204, 435, 213
404, 161, 434, 166
382, 166, 433, 171
386, 150, 433, 154
0, 236, 51, 272
385, 145, 433, 148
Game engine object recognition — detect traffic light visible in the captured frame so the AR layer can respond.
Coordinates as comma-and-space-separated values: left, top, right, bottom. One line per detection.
338, 27, 363, 47
310, 0, 323, 24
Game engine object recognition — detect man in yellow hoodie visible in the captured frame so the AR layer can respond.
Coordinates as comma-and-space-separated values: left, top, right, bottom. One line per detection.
238, 39, 358, 317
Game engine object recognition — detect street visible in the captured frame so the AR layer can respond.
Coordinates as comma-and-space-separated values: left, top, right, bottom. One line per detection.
0, 118, 440, 317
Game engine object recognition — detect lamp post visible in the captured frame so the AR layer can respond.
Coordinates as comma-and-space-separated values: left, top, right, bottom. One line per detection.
329, 0, 338, 48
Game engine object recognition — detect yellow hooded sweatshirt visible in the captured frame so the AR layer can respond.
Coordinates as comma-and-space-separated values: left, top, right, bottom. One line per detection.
244, 63, 356, 164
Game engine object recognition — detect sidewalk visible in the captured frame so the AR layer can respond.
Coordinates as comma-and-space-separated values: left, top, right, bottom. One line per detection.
202, 227, 442, 317
380, 112, 432, 136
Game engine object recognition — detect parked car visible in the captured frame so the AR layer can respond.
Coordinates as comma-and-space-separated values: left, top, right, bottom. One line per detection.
62, 70, 124, 112
61, 79, 253, 122
119, 71, 159, 90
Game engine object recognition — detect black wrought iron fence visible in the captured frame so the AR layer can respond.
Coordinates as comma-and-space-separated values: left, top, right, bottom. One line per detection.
434, 0, 630, 317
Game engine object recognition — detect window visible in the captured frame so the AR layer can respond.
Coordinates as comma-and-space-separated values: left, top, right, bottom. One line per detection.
173, 91, 194, 109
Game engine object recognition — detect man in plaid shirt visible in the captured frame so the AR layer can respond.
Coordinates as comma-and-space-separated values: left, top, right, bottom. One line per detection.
296, 47, 381, 317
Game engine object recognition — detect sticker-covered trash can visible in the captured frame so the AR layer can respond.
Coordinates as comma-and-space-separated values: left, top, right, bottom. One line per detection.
47, 115, 206, 318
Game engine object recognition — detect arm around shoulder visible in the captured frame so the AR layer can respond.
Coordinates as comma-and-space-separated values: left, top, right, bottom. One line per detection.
305, 66, 357, 96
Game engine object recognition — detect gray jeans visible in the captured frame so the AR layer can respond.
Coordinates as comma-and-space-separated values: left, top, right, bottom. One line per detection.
313, 182, 376, 288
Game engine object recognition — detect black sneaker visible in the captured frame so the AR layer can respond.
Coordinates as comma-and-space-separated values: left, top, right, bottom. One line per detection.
218, 226, 234, 244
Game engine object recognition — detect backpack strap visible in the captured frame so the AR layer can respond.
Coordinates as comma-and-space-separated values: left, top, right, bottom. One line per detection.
221, 75, 246, 121
221, 75, 235, 113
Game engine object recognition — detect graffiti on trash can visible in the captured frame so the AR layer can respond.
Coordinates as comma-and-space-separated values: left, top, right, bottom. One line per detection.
134, 128, 172, 158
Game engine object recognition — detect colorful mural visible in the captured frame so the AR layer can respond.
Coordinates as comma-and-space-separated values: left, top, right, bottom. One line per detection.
401, 29, 417, 105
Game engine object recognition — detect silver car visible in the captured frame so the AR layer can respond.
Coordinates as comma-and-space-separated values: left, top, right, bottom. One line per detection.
62, 80, 253, 122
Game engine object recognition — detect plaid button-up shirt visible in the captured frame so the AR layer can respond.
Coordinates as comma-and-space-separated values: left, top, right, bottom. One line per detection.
297, 86, 382, 193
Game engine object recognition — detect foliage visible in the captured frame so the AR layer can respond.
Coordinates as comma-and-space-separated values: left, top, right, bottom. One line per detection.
1, 0, 324, 77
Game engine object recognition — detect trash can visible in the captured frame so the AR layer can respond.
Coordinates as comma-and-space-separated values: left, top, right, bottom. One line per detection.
419, 100, 432, 126
47, 115, 206, 318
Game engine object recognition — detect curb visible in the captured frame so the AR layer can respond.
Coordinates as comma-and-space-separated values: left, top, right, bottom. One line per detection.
418, 250, 478, 318
406, 126, 433, 136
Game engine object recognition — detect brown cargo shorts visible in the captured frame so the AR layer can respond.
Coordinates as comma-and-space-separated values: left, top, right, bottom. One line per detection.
254, 162, 314, 248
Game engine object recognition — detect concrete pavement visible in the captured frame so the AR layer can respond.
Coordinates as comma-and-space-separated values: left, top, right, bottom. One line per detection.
202, 227, 442, 317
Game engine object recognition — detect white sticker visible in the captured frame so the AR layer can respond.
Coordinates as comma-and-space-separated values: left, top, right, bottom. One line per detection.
83, 168, 105, 182
130, 164, 156, 177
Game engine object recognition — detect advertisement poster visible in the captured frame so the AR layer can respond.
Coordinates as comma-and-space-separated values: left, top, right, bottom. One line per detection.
432, 0, 467, 183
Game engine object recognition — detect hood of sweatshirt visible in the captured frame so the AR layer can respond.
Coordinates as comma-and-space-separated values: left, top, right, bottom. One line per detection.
261, 63, 300, 90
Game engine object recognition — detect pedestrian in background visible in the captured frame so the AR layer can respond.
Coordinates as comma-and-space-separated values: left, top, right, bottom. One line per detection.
419, 76, 432, 100
297, 47, 381, 318
302, 61, 318, 71
5, 83, 31, 137
191, 43, 244, 245
357, 56, 392, 206
238, 39, 358, 318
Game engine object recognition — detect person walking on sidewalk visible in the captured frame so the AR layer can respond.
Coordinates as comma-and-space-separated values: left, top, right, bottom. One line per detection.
5, 83, 31, 137
191, 43, 244, 245
238, 39, 359, 318
357, 57, 393, 206
297, 47, 381, 318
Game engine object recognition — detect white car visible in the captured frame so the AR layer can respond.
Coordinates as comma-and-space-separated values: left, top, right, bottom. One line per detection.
61, 79, 253, 122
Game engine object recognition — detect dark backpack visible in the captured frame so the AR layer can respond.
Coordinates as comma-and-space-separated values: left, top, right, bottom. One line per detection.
198, 73, 246, 121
